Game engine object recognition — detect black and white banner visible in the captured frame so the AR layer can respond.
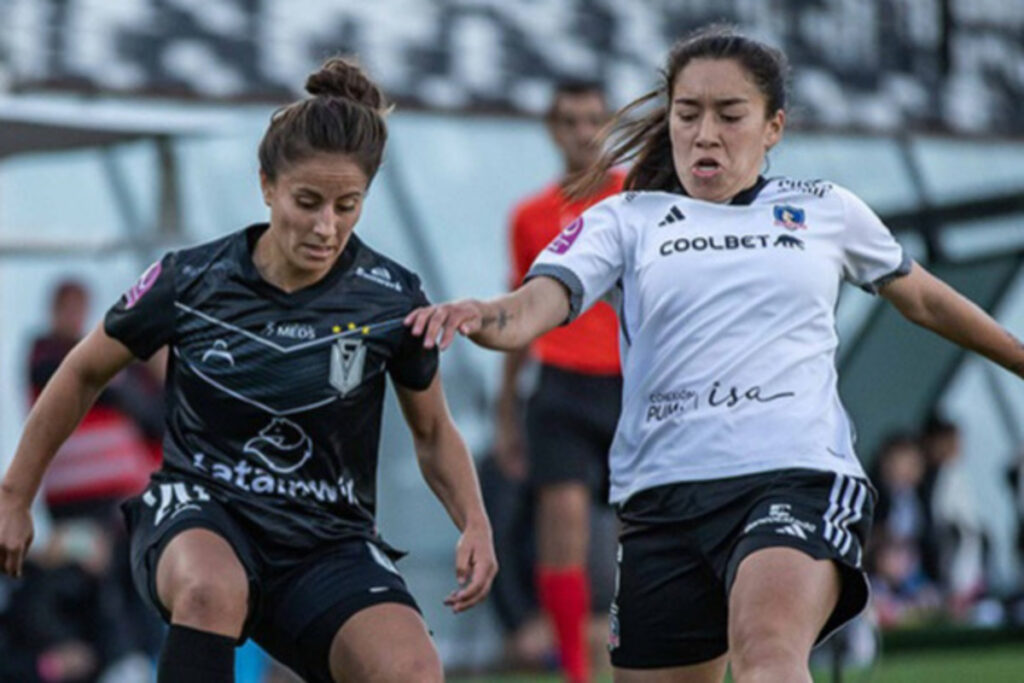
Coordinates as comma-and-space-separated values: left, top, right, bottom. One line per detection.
0, 0, 1021, 134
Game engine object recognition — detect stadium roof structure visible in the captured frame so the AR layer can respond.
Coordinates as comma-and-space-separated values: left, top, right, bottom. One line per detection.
0, 95, 233, 159
0, 95, 241, 257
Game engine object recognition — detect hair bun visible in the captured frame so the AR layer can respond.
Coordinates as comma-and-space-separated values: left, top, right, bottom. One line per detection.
305, 57, 388, 110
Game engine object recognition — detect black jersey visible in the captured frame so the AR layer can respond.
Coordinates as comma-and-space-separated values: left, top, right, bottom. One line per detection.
105, 224, 438, 555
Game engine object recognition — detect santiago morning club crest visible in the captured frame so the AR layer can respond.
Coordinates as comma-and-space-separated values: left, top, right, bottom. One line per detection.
330, 338, 367, 396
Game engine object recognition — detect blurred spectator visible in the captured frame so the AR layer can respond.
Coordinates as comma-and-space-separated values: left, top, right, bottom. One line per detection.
868, 532, 942, 629
868, 434, 944, 629
28, 280, 161, 514
921, 415, 986, 616
1006, 448, 1024, 561
872, 433, 931, 556
23, 278, 167, 671
0, 519, 150, 683
1000, 449, 1024, 627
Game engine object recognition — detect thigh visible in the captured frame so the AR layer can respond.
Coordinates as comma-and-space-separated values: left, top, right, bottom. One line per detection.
329, 603, 441, 683
252, 539, 421, 683
724, 471, 874, 643
536, 482, 590, 565
728, 547, 839, 656
121, 478, 260, 635
610, 524, 728, 670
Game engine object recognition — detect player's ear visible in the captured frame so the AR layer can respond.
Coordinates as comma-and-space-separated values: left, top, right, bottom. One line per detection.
259, 170, 274, 207
764, 109, 785, 151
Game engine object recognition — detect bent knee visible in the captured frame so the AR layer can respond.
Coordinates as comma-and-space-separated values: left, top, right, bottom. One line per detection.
166, 576, 248, 632
538, 483, 589, 517
729, 628, 808, 677
336, 651, 442, 683
382, 652, 443, 683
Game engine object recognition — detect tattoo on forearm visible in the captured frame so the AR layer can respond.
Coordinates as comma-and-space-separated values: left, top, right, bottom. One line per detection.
481, 308, 512, 331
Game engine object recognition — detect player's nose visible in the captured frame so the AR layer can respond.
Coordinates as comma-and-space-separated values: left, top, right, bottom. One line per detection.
695, 115, 721, 147
313, 209, 336, 238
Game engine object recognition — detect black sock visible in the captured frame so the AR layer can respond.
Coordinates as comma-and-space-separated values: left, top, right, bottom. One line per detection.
157, 623, 236, 683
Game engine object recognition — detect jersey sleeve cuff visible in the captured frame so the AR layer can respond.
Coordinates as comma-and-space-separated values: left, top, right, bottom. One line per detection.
103, 313, 158, 360
524, 264, 584, 322
860, 252, 913, 295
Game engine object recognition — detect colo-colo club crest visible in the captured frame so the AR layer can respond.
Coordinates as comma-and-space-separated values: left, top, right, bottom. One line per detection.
331, 338, 367, 396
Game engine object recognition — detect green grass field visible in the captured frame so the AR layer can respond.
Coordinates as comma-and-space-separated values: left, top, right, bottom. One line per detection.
858, 645, 1024, 682
450, 645, 1024, 682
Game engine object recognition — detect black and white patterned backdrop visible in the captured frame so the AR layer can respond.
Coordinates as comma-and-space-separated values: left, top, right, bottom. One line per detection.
0, 0, 1022, 134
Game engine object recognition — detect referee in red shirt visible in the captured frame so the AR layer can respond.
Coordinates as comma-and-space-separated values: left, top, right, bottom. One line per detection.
495, 81, 623, 683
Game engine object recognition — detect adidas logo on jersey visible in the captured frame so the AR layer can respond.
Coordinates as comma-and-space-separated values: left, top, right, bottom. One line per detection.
744, 502, 817, 539
658, 205, 685, 227
776, 523, 808, 540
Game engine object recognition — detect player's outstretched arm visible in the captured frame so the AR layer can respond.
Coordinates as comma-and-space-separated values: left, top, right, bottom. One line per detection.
394, 374, 498, 613
404, 276, 570, 351
0, 325, 135, 577
881, 260, 1024, 377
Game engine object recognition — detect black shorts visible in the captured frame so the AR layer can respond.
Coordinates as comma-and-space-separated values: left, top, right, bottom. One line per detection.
121, 478, 420, 683
609, 468, 875, 669
525, 364, 621, 495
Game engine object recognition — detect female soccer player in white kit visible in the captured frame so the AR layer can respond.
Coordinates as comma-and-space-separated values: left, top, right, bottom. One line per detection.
406, 26, 1024, 683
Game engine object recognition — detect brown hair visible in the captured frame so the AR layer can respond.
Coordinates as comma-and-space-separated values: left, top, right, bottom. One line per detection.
545, 79, 606, 122
573, 25, 788, 196
52, 279, 87, 309
258, 57, 390, 183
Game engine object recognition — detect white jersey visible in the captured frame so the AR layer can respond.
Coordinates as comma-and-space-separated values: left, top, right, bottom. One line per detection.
528, 177, 909, 504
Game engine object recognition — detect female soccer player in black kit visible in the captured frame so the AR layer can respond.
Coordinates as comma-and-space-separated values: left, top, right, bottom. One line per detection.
406, 26, 1024, 683
0, 58, 496, 683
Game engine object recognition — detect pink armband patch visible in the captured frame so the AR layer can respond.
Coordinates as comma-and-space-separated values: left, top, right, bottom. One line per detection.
124, 260, 163, 309
546, 217, 584, 254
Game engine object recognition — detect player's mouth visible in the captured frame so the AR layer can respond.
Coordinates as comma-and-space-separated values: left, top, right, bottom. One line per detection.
691, 157, 723, 179
301, 244, 335, 260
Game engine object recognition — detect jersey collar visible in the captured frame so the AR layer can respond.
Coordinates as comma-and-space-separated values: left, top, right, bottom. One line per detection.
728, 175, 770, 205
237, 223, 361, 307
671, 175, 769, 206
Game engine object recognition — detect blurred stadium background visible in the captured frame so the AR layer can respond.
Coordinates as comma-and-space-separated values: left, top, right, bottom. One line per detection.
1, 0, 1023, 681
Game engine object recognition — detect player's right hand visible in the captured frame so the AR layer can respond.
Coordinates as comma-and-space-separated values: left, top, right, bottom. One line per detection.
404, 299, 486, 350
444, 521, 498, 613
0, 491, 34, 578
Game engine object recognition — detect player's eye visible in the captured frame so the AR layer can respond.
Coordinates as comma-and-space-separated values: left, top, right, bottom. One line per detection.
719, 104, 750, 121
295, 196, 319, 209
677, 112, 699, 123
337, 202, 358, 213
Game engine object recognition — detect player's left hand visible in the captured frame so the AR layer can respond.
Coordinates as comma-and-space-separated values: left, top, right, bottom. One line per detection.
444, 522, 497, 613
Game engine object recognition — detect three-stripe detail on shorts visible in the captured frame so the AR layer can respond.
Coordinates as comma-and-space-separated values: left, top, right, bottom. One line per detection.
822, 475, 869, 560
